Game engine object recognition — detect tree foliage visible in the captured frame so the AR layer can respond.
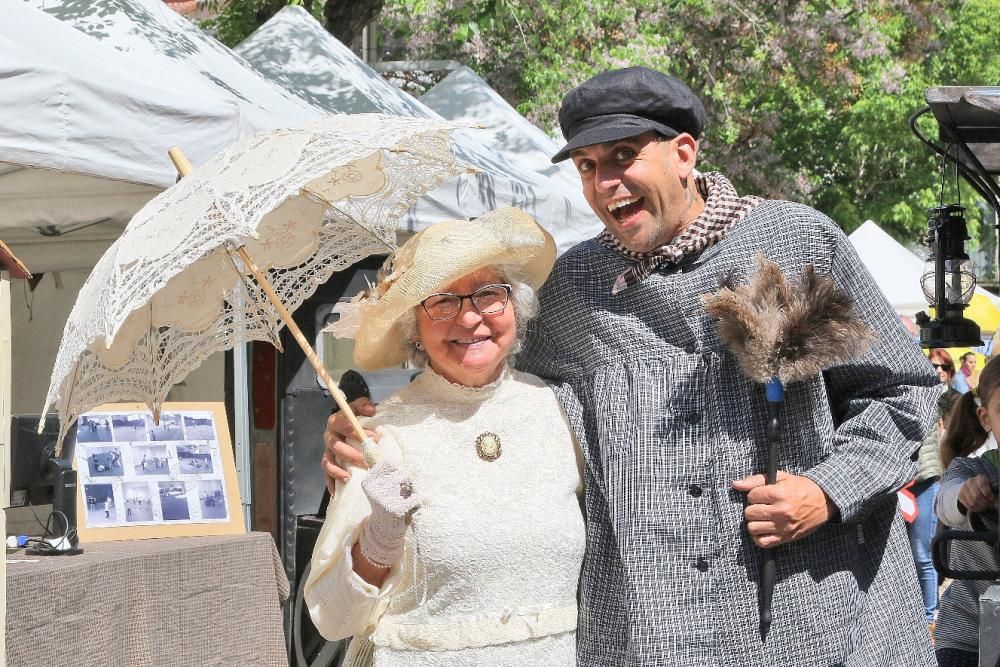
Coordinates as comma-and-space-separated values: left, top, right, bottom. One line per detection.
207, 0, 1000, 251
203, 0, 384, 47
378, 0, 1000, 245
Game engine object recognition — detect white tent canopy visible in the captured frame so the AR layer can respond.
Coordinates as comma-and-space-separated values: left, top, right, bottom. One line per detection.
848, 219, 1000, 315
0, 3, 247, 271
28, 0, 324, 132
5, 0, 329, 272
421, 66, 581, 189
236, 6, 601, 253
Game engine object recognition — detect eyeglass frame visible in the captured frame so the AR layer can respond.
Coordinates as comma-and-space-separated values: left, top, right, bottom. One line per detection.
419, 283, 513, 321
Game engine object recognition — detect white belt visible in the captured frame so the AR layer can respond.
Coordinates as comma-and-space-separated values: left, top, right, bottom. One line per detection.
371, 603, 577, 652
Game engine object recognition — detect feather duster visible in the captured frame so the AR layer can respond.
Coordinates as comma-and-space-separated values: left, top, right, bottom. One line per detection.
701, 254, 875, 384
700, 253, 876, 641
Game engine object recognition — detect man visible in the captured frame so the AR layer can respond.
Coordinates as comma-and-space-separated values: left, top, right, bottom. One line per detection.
324, 67, 939, 665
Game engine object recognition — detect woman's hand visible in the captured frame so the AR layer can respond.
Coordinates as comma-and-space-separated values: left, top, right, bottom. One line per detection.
321, 397, 377, 496
358, 461, 422, 569
958, 474, 998, 514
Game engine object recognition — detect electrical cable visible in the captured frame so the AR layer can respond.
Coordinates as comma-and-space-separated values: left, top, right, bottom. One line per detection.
22, 502, 75, 554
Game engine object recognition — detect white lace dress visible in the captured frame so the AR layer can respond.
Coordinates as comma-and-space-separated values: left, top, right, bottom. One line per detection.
305, 367, 585, 667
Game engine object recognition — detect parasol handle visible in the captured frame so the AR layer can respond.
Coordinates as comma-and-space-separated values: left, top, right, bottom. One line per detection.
232, 246, 373, 448
167, 147, 377, 459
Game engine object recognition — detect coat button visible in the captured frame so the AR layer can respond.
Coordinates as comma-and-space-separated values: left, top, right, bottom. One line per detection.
686, 412, 702, 425
688, 484, 703, 498
684, 344, 697, 354
695, 557, 709, 572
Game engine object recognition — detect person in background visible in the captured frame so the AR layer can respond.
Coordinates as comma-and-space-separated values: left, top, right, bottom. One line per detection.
959, 352, 978, 391
934, 356, 1000, 666
905, 349, 958, 636
950, 350, 971, 394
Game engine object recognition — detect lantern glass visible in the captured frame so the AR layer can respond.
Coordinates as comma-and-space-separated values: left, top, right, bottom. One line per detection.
920, 255, 976, 306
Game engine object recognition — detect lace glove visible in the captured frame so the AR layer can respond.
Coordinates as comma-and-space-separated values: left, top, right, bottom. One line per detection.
359, 461, 421, 568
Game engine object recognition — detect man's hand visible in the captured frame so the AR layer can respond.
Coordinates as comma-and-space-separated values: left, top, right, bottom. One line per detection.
322, 397, 377, 496
958, 474, 997, 515
732, 471, 837, 548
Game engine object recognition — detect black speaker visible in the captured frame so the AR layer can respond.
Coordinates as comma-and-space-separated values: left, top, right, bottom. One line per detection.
10, 414, 61, 506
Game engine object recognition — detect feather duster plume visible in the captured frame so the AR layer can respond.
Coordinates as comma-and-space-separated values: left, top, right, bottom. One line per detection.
701, 254, 876, 384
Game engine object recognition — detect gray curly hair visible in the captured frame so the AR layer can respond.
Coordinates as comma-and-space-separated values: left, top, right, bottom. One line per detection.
396, 264, 540, 368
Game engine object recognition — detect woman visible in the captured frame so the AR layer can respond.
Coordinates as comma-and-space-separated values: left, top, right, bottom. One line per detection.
305, 208, 584, 666
906, 349, 959, 632
933, 356, 1000, 666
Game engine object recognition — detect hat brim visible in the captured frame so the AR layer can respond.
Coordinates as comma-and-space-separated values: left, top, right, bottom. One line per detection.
352, 208, 557, 370
551, 116, 680, 163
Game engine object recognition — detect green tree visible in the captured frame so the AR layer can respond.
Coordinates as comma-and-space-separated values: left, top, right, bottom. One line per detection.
203, 0, 385, 47
208, 0, 1000, 248
379, 0, 1000, 244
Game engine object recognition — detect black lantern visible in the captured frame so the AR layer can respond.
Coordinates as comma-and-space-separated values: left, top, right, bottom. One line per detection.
916, 204, 982, 347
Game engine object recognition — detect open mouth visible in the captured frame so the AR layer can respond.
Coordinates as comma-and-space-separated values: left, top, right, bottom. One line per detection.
452, 335, 492, 349
608, 196, 645, 223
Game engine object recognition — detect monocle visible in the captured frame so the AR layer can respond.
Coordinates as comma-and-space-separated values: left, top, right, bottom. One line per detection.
475, 432, 502, 462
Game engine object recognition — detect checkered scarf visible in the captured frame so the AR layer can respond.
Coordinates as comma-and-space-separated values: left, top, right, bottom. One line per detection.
599, 172, 762, 294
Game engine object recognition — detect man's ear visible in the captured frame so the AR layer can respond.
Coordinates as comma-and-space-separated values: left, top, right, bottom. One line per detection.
673, 133, 699, 180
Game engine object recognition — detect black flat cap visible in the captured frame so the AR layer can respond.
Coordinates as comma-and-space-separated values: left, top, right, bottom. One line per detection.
551, 67, 707, 163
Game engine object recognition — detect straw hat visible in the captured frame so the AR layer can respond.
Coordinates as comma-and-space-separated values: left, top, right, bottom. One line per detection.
348, 207, 556, 370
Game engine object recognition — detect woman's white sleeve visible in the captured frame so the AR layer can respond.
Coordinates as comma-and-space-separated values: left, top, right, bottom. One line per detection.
303, 428, 406, 640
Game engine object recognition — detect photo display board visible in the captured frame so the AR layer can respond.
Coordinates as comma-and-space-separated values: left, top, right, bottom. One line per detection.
74, 402, 244, 542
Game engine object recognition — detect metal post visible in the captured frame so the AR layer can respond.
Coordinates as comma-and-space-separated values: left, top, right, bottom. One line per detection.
234, 342, 252, 531
980, 583, 1000, 666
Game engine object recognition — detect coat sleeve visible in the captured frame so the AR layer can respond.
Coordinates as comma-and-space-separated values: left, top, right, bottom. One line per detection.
801, 222, 942, 523
303, 427, 407, 641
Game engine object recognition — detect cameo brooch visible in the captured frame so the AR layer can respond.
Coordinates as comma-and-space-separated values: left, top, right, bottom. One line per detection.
475, 432, 502, 462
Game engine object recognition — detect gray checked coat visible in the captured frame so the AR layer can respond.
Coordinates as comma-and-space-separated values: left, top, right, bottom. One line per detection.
516, 200, 940, 666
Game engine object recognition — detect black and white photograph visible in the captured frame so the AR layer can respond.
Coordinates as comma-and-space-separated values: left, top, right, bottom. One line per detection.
76, 415, 113, 443
83, 483, 116, 526
148, 412, 184, 441
123, 482, 155, 522
158, 482, 191, 521
111, 413, 149, 442
182, 413, 216, 440
177, 444, 214, 474
85, 446, 125, 477
197, 480, 228, 520
131, 444, 170, 476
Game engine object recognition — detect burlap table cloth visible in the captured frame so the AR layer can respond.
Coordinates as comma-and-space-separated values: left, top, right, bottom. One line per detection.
6, 532, 290, 666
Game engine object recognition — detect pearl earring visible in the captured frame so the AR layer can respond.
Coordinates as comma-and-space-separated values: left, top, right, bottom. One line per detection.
414, 341, 424, 350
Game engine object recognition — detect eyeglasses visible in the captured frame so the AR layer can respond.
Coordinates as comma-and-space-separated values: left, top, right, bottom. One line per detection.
931, 363, 953, 370
420, 284, 512, 321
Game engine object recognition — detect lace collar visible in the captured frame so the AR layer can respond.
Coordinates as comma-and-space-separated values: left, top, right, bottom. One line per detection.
415, 364, 512, 403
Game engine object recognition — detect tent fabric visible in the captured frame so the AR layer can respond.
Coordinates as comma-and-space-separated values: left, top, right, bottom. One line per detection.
0, 2, 245, 256
0, 7, 242, 189
2, 0, 329, 271
848, 219, 1000, 317
235, 6, 602, 253
28, 0, 325, 133
421, 66, 583, 190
